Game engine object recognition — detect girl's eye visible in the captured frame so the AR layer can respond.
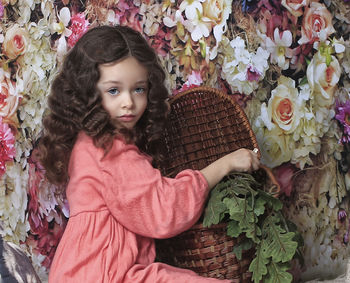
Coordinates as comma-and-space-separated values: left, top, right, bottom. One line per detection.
108, 88, 119, 96
134, 87, 147, 94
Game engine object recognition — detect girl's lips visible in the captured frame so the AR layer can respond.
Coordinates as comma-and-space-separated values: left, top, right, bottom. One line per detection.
118, 115, 135, 122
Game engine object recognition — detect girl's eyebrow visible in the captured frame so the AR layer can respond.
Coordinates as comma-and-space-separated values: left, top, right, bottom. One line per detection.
101, 80, 148, 85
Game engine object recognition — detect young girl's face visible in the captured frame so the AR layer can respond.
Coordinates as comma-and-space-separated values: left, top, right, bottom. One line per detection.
97, 56, 148, 129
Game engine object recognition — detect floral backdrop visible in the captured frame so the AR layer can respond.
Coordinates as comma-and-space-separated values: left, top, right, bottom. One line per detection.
0, 0, 350, 282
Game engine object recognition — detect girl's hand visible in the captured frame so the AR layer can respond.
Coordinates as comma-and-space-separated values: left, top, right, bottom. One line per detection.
200, 148, 260, 189
224, 148, 260, 173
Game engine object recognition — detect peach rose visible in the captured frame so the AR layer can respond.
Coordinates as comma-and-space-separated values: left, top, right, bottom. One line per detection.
267, 76, 301, 134
2, 24, 29, 60
298, 2, 335, 45
307, 51, 341, 107
0, 69, 19, 121
281, 0, 309, 17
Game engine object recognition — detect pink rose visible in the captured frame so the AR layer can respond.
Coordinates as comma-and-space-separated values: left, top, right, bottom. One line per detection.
298, 2, 335, 44
67, 13, 90, 48
2, 24, 29, 59
282, 0, 309, 17
0, 69, 19, 122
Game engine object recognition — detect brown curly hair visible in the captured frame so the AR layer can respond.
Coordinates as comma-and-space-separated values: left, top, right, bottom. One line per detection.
39, 25, 169, 185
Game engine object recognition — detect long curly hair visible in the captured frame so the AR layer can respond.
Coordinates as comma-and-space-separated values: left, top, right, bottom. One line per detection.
39, 25, 169, 185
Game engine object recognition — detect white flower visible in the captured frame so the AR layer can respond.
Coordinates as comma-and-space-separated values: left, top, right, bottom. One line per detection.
179, 0, 205, 21
264, 28, 293, 70
221, 36, 269, 95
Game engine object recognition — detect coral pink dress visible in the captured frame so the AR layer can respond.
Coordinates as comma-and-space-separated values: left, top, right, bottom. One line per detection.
49, 132, 229, 283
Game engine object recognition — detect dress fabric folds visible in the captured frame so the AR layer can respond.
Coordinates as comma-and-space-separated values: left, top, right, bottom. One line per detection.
49, 132, 229, 283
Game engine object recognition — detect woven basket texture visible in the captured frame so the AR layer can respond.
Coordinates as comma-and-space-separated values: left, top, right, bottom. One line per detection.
156, 86, 262, 282
160, 86, 259, 178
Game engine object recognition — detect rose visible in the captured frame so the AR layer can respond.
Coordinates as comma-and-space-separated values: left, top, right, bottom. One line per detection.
281, 0, 309, 17
202, 0, 231, 42
256, 126, 294, 168
267, 76, 301, 134
2, 24, 29, 60
0, 69, 19, 122
307, 51, 341, 107
298, 2, 335, 44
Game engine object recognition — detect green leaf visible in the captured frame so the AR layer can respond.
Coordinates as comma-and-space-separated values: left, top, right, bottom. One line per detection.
258, 189, 283, 211
262, 215, 298, 263
227, 220, 241, 238
254, 197, 266, 216
245, 223, 261, 243
232, 238, 254, 260
203, 187, 228, 227
264, 262, 293, 283
249, 246, 269, 283
223, 197, 255, 225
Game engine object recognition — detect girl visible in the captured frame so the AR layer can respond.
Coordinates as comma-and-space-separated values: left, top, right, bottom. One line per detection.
39, 25, 260, 283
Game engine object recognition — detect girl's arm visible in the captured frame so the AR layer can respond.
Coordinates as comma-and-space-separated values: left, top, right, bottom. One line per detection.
99, 142, 259, 239
200, 148, 260, 189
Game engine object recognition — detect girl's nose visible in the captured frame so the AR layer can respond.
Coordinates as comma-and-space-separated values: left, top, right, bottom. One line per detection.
121, 92, 134, 109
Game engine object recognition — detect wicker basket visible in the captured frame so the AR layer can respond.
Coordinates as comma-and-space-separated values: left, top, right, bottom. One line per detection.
156, 86, 280, 282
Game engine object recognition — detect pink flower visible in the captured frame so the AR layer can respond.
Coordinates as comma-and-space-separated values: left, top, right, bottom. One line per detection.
113, 0, 142, 33
247, 65, 261, 82
273, 162, 297, 196
338, 209, 347, 223
335, 100, 350, 143
67, 13, 90, 48
298, 2, 335, 45
147, 28, 172, 57
2, 24, 29, 60
0, 3, 4, 19
0, 117, 16, 176
27, 154, 68, 269
175, 71, 203, 94
281, 0, 309, 17
0, 69, 20, 124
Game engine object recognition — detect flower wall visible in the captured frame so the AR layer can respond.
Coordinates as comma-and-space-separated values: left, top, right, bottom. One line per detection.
0, 0, 349, 281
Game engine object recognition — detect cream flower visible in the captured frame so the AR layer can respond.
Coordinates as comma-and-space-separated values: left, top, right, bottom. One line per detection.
2, 24, 29, 59
202, 0, 232, 42
0, 163, 29, 244
221, 36, 269, 95
281, 0, 309, 17
266, 76, 302, 133
0, 68, 20, 122
298, 2, 335, 44
307, 51, 341, 107
255, 126, 294, 168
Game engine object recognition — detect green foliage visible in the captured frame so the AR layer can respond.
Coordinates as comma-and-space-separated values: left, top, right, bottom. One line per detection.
203, 172, 302, 283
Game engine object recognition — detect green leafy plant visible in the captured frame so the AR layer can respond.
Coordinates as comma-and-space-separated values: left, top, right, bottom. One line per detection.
203, 172, 303, 283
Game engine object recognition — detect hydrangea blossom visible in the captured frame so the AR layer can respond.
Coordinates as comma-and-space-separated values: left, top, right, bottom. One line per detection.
221, 36, 269, 95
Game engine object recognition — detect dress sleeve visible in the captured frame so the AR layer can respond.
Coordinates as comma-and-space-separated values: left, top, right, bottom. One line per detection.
99, 140, 209, 239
